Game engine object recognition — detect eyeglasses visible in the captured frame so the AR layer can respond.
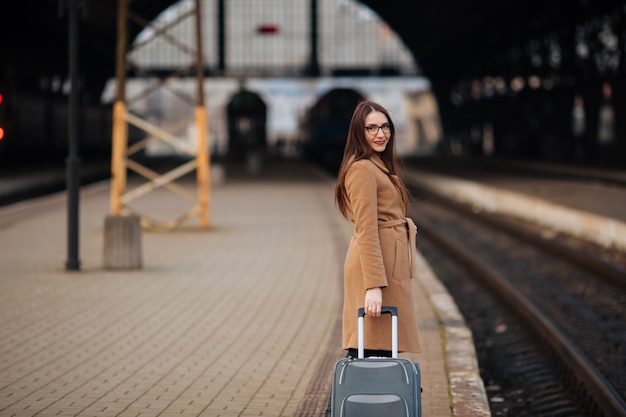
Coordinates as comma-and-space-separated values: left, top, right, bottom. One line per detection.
364, 123, 391, 135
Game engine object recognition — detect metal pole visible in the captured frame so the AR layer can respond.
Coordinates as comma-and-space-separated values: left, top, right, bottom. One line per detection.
217, 0, 225, 73
195, 0, 210, 229
309, 0, 319, 76
65, 0, 81, 271
110, 0, 128, 215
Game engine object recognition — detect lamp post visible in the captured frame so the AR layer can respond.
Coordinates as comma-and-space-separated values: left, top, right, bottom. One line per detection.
65, 0, 82, 271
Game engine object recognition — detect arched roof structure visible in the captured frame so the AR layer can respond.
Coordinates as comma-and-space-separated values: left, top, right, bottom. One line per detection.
2, 0, 625, 164
2, 1, 621, 96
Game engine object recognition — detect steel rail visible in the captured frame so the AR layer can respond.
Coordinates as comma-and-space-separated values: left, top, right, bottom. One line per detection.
407, 203, 626, 417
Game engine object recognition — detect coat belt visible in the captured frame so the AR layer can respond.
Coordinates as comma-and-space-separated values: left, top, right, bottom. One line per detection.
378, 218, 418, 278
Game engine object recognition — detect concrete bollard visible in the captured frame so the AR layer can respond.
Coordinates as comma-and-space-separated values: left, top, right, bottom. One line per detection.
104, 214, 143, 270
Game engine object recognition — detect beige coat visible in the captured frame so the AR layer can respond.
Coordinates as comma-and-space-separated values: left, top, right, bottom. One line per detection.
342, 154, 422, 353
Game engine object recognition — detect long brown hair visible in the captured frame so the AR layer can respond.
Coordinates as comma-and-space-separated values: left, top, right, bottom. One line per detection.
334, 100, 409, 218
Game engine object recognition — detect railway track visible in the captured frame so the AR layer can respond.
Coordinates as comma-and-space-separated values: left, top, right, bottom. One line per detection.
406, 184, 626, 417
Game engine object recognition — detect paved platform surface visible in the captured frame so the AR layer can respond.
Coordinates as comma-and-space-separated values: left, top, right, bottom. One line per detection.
0, 160, 488, 417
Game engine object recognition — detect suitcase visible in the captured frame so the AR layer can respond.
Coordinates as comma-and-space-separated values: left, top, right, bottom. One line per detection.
330, 306, 422, 417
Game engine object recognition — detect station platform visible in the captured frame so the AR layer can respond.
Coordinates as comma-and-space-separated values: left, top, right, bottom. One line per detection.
405, 158, 626, 253
0, 160, 489, 417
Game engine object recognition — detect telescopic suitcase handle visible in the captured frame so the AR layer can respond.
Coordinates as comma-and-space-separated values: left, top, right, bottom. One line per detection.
357, 306, 398, 359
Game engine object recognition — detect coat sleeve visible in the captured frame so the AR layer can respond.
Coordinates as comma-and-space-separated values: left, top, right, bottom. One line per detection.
345, 162, 388, 289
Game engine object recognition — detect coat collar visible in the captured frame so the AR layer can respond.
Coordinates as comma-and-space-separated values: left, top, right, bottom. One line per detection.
368, 153, 389, 175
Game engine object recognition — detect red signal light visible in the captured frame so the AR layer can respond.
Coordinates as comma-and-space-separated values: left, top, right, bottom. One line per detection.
0, 93, 4, 140
257, 24, 279, 35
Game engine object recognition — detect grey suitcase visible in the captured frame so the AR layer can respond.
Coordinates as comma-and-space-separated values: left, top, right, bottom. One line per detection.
330, 306, 422, 417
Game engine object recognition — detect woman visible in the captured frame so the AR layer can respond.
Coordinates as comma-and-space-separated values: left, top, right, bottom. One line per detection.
334, 100, 422, 357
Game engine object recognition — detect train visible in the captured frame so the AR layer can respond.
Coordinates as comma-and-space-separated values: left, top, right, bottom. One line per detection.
0, 92, 111, 163
298, 83, 443, 173
299, 88, 365, 171
226, 87, 268, 165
